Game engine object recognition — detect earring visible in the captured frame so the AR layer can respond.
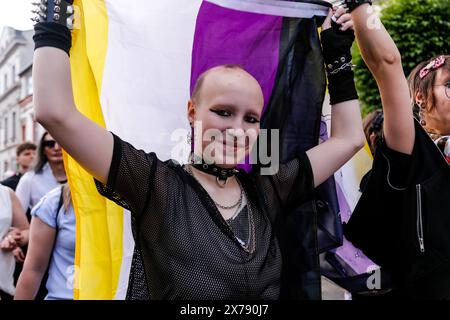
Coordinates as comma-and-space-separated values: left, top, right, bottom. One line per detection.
185, 121, 191, 145
418, 102, 427, 126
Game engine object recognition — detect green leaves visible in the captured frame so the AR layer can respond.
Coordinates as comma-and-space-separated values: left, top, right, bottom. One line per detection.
354, 0, 450, 115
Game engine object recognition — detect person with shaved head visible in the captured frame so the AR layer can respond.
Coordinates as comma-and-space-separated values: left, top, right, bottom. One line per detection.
30, 1, 368, 299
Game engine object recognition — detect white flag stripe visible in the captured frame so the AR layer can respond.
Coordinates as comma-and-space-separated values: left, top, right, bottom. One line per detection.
206, 0, 330, 18
114, 210, 134, 300
102, 0, 202, 161
102, 0, 203, 298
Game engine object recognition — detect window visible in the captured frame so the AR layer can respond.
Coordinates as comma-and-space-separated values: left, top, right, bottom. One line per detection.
12, 112, 16, 142
22, 124, 26, 142
4, 117, 8, 145
11, 159, 17, 172
33, 119, 37, 143
12, 66, 16, 84
4, 74, 7, 90
4, 161, 9, 175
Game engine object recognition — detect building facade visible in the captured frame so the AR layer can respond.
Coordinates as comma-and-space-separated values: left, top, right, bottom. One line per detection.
0, 26, 45, 179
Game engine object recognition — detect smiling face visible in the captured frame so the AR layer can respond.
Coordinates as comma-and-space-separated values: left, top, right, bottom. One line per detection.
426, 67, 450, 135
188, 65, 264, 168
410, 56, 450, 136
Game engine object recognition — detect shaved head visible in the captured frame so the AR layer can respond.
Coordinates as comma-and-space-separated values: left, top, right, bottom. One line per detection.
187, 65, 264, 167
191, 65, 264, 107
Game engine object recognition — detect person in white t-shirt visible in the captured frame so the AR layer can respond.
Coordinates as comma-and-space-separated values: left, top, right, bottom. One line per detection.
0, 185, 29, 300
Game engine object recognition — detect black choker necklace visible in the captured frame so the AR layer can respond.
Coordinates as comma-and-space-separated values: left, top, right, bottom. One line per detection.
189, 154, 239, 187
192, 162, 239, 180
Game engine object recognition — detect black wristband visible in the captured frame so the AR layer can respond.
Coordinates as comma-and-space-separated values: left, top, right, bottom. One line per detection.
321, 26, 354, 66
33, 22, 72, 56
343, 0, 372, 13
321, 26, 358, 105
328, 71, 358, 105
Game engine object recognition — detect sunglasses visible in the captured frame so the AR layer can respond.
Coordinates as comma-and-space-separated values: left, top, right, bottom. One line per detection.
42, 140, 57, 149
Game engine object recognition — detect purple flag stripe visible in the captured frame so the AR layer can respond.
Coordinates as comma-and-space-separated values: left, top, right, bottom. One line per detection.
190, 1, 282, 112
335, 182, 376, 274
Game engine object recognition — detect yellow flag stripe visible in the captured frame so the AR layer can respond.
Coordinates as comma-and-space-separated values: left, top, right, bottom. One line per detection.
69, 0, 124, 299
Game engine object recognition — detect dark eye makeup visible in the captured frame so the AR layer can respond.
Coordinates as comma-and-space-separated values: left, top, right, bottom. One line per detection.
210, 108, 260, 124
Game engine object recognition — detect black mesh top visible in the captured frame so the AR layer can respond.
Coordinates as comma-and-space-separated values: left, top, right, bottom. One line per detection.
95, 133, 315, 300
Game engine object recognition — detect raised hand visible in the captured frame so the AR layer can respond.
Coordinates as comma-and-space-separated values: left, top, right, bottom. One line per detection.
341, 0, 372, 13
323, 6, 353, 32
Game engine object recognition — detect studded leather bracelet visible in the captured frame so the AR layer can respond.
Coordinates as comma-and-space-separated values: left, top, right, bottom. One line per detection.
32, 0, 75, 56
321, 25, 358, 105
31, 0, 75, 29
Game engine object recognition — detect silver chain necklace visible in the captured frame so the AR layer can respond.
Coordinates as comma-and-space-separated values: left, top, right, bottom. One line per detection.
229, 204, 256, 255
185, 164, 243, 210
185, 164, 255, 254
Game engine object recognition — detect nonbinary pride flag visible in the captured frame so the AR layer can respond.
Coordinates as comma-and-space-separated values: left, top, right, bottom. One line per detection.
68, 0, 337, 299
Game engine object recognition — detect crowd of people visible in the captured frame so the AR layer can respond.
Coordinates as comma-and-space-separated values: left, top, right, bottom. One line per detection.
0, 134, 74, 300
1, 0, 449, 300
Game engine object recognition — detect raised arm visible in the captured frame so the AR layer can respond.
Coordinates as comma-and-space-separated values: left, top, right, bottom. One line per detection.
350, 2, 414, 154
306, 8, 365, 187
307, 100, 364, 188
32, 5, 113, 184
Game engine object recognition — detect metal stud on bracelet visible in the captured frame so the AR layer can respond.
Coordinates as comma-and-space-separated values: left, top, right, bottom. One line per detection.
326, 55, 355, 76
31, 0, 75, 30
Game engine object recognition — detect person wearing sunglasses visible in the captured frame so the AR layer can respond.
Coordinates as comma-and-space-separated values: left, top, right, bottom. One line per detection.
16, 132, 67, 215
14, 132, 67, 299
343, 2, 450, 299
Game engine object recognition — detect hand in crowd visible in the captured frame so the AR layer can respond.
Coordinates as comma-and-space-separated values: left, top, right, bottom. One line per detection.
1, 227, 27, 251
13, 247, 26, 263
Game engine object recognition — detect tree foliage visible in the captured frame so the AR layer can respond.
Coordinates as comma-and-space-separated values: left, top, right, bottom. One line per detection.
353, 0, 450, 115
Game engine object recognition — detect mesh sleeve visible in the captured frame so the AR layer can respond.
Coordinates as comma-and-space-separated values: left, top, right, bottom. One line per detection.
261, 153, 315, 209
94, 133, 156, 216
